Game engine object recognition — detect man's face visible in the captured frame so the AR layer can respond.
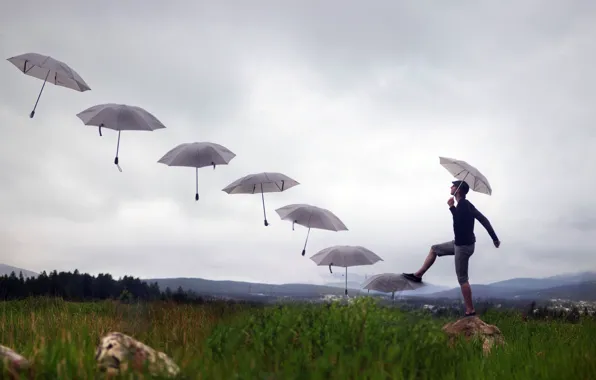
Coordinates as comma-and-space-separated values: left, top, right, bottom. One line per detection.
450, 185, 457, 196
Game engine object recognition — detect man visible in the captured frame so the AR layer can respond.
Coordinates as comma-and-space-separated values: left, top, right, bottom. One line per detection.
402, 180, 500, 317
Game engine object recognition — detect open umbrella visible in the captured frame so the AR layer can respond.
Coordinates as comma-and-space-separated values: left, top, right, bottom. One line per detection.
158, 142, 236, 201
310, 245, 383, 296
362, 273, 425, 301
439, 156, 492, 196
222, 172, 299, 226
275, 203, 348, 256
76, 103, 167, 172
7, 52, 91, 118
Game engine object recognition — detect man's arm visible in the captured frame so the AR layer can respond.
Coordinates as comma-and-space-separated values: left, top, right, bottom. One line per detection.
471, 205, 499, 242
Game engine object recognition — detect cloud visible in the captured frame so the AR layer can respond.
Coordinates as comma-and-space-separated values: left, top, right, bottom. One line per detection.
1, 0, 595, 287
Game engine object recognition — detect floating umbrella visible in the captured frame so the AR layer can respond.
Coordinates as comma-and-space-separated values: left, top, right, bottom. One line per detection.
362, 273, 425, 301
310, 245, 383, 296
76, 103, 167, 171
222, 172, 299, 226
275, 203, 348, 256
439, 156, 492, 196
7, 52, 91, 118
158, 142, 236, 200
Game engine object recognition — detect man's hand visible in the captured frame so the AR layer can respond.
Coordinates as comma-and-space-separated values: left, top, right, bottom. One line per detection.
447, 197, 455, 207
493, 240, 501, 248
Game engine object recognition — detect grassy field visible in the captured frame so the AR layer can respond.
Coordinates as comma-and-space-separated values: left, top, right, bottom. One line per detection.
0, 297, 595, 379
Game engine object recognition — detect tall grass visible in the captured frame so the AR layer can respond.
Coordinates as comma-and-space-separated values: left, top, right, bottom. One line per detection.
0, 297, 594, 379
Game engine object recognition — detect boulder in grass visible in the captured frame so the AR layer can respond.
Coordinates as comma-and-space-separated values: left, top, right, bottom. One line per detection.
442, 316, 505, 355
95, 332, 180, 377
0, 344, 31, 378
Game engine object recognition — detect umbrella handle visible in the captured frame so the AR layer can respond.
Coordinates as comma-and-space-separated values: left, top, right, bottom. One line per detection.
328, 263, 333, 274
114, 157, 122, 172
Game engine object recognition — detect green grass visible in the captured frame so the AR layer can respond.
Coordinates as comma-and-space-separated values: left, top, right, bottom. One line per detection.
0, 297, 595, 379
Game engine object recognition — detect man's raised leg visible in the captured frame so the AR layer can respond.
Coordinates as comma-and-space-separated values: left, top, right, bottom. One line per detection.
403, 241, 455, 283
403, 249, 436, 282
415, 249, 437, 277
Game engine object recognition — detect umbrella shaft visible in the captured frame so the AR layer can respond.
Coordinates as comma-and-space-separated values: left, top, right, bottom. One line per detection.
31, 71, 50, 117
261, 184, 266, 218
345, 267, 348, 296
302, 227, 311, 250
454, 172, 470, 197
115, 130, 121, 157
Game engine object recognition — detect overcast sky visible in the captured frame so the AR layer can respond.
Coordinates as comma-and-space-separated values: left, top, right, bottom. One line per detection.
1, 1, 595, 287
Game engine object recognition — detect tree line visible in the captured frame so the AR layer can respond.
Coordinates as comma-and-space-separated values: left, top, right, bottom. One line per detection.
0, 269, 199, 303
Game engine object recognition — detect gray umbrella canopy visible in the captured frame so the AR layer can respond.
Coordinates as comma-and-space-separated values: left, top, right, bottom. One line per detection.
439, 156, 492, 196
275, 203, 348, 256
362, 273, 425, 300
222, 172, 299, 226
158, 142, 236, 201
7, 52, 91, 118
76, 103, 167, 172
310, 245, 383, 296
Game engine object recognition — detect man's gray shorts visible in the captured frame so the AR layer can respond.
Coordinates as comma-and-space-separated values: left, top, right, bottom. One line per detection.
431, 240, 475, 285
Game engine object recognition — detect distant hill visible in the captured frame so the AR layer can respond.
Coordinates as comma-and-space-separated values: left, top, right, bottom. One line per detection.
425, 284, 513, 300
325, 274, 450, 296
518, 281, 596, 301
425, 271, 596, 301
0, 264, 38, 279
325, 281, 364, 290
487, 271, 596, 290
148, 276, 453, 299
359, 284, 451, 297
148, 276, 451, 299
145, 277, 354, 297
3, 263, 592, 301
400, 284, 451, 296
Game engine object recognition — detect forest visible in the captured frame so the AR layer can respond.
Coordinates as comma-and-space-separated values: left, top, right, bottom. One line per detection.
0, 269, 197, 303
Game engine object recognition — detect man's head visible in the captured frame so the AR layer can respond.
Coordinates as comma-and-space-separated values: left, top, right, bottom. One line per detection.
450, 180, 470, 197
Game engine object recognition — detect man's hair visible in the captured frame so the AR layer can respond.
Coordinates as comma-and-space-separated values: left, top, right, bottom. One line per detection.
452, 180, 470, 196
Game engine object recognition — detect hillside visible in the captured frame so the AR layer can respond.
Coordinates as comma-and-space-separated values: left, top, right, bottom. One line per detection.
0, 264, 38, 279
146, 277, 355, 297
517, 281, 596, 301
427, 280, 596, 301
148, 276, 449, 299
325, 280, 450, 296
487, 271, 596, 290
1, 298, 594, 378
3, 262, 592, 301
425, 271, 596, 300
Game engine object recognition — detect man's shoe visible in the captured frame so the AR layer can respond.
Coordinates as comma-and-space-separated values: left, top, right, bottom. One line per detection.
464, 311, 476, 317
402, 273, 422, 283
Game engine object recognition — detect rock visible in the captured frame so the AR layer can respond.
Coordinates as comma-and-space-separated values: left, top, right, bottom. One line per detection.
95, 332, 180, 377
442, 316, 505, 355
0, 344, 31, 378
